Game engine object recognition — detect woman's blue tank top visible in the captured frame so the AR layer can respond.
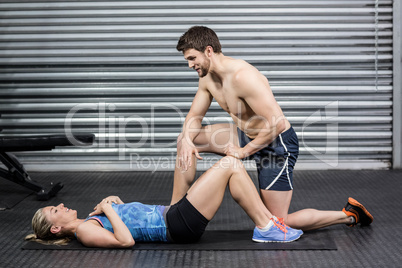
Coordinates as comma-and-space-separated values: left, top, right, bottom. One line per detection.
86, 202, 167, 242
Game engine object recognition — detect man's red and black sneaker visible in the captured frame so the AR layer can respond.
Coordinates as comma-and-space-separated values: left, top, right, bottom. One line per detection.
342, 197, 373, 226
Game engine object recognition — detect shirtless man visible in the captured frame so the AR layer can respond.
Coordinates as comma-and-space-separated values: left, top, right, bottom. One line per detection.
170, 26, 373, 230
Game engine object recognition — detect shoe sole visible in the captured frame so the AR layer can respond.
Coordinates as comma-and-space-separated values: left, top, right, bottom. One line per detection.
252, 233, 303, 243
348, 197, 374, 226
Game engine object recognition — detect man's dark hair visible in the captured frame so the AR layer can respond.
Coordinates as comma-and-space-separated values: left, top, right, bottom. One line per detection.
176, 26, 222, 53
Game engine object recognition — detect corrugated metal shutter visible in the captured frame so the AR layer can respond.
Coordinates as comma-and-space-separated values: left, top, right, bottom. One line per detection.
0, 0, 393, 171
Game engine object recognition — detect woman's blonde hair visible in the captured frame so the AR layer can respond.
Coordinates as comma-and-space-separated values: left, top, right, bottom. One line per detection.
24, 208, 71, 246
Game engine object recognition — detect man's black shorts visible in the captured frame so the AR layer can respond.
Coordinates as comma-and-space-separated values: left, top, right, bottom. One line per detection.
238, 127, 299, 191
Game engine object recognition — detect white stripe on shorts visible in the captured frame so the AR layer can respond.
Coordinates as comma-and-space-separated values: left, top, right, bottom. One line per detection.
265, 133, 293, 190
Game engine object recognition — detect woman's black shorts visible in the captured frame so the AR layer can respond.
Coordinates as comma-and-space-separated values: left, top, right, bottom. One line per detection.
165, 194, 209, 243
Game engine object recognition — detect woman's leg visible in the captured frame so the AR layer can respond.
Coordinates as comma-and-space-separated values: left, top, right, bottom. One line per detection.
171, 123, 239, 205
260, 189, 293, 221
186, 156, 272, 228
184, 156, 303, 243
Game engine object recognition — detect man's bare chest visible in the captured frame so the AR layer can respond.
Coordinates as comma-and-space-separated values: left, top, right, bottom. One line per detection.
209, 87, 249, 118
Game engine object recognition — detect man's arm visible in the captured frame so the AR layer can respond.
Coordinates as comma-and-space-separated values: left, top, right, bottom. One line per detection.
226, 68, 287, 158
178, 84, 213, 170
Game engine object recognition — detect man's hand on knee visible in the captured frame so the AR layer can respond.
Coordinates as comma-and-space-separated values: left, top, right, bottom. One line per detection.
177, 136, 202, 171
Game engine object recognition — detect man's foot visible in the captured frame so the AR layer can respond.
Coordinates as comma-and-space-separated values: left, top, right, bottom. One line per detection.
252, 217, 303, 243
342, 197, 373, 226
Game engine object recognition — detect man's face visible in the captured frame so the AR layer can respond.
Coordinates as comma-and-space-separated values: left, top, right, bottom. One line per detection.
183, 48, 211, 78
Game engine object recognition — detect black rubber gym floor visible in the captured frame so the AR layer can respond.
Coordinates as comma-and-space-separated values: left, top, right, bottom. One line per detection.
1, 169, 401, 267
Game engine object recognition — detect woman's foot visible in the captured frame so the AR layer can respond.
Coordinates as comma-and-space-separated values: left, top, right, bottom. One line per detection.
252, 216, 303, 243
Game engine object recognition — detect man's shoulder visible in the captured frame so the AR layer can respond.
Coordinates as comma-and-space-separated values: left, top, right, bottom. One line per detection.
225, 58, 250, 71
232, 63, 262, 84
226, 58, 257, 73
198, 76, 211, 91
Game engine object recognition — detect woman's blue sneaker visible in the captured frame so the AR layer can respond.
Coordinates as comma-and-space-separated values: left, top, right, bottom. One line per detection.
252, 217, 303, 243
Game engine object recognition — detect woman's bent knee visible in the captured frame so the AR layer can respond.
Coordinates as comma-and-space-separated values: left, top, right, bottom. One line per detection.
218, 156, 243, 169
